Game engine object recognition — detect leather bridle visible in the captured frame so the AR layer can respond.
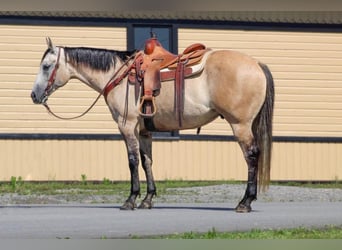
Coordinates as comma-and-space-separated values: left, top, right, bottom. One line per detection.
44, 47, 61, 98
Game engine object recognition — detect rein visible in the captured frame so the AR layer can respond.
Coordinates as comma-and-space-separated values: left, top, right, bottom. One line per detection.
43, 51, 137, 120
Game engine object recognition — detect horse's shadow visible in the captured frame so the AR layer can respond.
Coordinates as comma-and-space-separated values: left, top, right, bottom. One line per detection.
0, 204, 261, 212
0, 204, 235, 211
153, 205, 235, 211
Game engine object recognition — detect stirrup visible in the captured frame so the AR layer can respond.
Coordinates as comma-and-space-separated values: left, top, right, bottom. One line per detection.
138, 96, 157, 118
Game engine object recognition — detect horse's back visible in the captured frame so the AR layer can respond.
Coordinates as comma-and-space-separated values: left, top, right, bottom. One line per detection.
205, 50, 265, 82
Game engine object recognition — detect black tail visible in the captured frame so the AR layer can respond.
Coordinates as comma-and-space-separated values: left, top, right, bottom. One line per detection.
253, 62, 274, 191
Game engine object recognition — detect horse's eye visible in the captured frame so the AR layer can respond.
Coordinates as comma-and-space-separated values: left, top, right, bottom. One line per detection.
42, 64, 50, 71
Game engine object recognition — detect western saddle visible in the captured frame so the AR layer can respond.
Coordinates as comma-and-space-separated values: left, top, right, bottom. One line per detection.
103, 36, 208, 129
135, 37, 208, 127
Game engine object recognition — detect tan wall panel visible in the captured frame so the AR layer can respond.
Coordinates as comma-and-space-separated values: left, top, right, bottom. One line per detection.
0, 24, 126, 134
179, 28, 342, 137
0, 139, 340, 182
271, 142, 342, 180
0, 139, 129, 181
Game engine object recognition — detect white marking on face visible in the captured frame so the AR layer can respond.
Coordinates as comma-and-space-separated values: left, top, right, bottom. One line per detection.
31, 49, 58, 103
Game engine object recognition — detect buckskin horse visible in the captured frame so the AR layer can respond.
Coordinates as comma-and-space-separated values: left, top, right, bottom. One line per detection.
31, 37, 274, 212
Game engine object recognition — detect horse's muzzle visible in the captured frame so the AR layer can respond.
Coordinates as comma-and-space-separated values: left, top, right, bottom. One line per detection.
31, 91, 45, 104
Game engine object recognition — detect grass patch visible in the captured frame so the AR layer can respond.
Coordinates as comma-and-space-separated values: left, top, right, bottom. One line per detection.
0, 179, 235, 196
0, 181, 127, 196
147, 226, 342, 239
0, 179, 340, 196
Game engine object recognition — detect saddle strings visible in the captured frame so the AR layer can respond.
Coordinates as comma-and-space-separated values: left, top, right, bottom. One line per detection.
43, 51, 138, 120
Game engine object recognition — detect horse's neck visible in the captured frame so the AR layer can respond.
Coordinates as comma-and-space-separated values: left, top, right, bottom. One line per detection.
69, 59, 121, 93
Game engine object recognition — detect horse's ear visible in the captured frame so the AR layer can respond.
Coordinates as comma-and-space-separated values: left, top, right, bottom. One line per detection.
46, 37, 54, 50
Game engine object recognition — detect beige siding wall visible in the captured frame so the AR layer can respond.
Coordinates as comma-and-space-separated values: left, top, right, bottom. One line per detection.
0, 24, 341, 182
0, 24, 126, 134
0, 139, 341, 181
178, 29, 342, 137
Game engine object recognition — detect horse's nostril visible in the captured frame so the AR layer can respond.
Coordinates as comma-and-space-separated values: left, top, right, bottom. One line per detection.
31, 91, 39, 103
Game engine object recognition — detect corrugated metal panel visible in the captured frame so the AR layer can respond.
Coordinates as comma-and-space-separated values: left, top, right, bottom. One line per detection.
178, 28, 342, 137
0, 139, 340, 181
0, 24, 126, 134
271, 142, 342, 180
0, 139, 129, 181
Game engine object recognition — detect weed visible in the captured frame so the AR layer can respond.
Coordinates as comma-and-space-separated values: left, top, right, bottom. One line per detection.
10, 176, 17, 191
81, 174, 87, 185
206, 227, 218, 239
102, 178, 111, 185
9, 176, 23, 191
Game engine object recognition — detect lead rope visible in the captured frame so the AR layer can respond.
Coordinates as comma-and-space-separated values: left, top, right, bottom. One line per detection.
43, 93, 103, 120
43, 52, 137, 120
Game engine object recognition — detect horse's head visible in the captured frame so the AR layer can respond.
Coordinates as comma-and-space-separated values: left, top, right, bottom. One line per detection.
31, 37, 69, 104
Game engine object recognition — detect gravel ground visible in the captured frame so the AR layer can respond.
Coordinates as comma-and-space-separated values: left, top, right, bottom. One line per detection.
159, 184, 342, 203
1, 184, 342, 205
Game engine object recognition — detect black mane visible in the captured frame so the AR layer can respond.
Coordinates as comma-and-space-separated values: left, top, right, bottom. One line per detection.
63, 47, 136, 72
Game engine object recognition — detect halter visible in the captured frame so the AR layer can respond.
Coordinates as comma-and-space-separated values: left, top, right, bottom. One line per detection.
45, 47, 61, 96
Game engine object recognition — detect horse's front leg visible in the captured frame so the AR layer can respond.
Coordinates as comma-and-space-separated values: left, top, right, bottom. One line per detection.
120, 127, 141, 210
138, 131, 156, 209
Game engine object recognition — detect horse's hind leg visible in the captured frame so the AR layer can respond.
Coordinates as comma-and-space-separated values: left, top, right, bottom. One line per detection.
231, 123, 260, 213
236, 140, 259, 212
138, 131, 156, 209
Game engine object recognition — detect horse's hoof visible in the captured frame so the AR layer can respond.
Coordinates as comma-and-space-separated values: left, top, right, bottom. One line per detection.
138, 200, 153, 209
120, 201, 136, 210
235, 203, 252, 213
